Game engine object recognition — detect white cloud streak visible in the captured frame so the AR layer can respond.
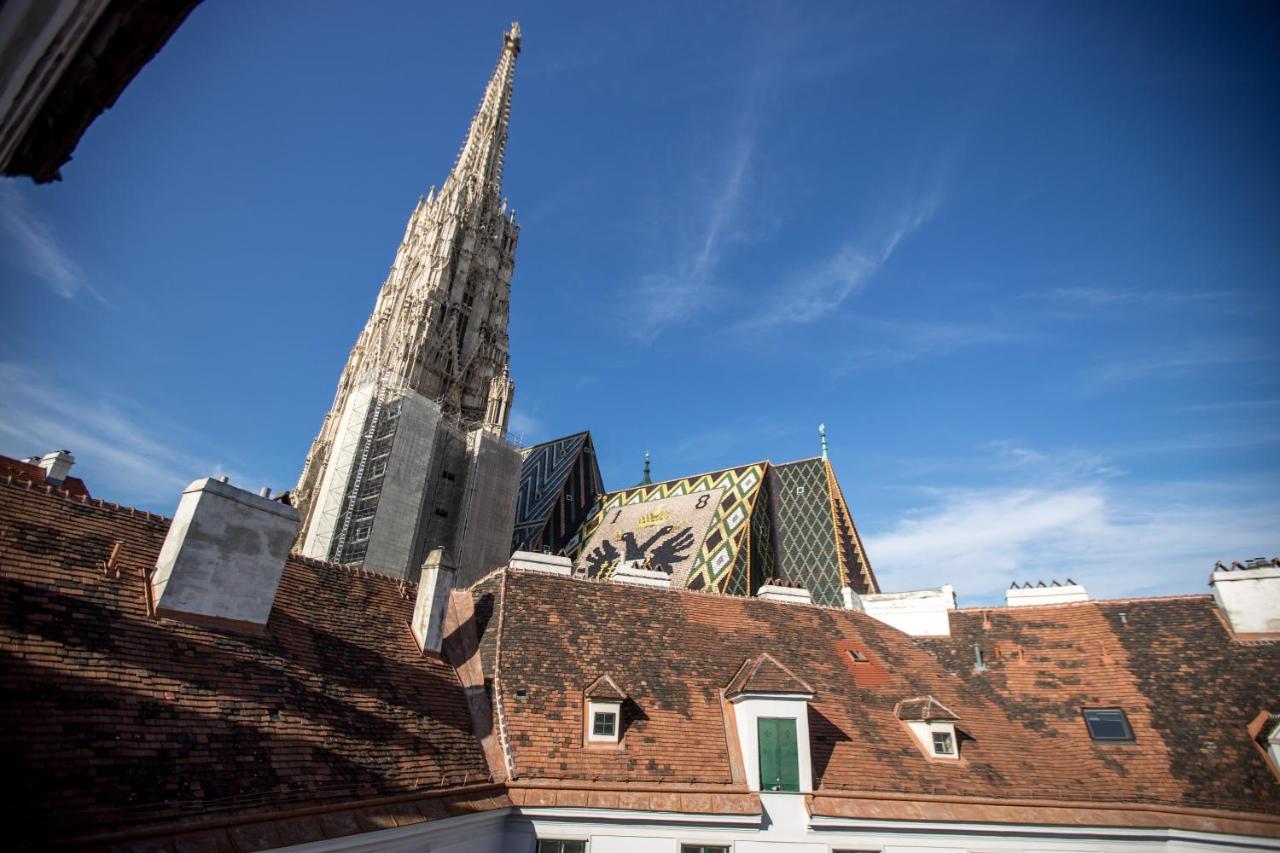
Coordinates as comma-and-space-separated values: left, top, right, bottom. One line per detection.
0, 180, 103, 302
0, 363, 260, 508
624, 135, 754, 343
863, 440, 1280, 605
738, 196, 939, 332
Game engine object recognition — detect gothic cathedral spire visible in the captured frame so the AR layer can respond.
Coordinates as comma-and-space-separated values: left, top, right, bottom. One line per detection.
292, 26, 525, 576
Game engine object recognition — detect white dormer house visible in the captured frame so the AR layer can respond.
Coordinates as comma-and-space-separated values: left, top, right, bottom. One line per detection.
583, 674, 627, 745
896, 695, 962, 760
725, 653, 816, 793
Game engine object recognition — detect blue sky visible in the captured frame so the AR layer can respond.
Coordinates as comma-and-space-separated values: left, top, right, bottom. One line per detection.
2, 1, 1277, 604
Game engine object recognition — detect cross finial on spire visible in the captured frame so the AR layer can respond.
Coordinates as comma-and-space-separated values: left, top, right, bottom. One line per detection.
819, 423, 828, 460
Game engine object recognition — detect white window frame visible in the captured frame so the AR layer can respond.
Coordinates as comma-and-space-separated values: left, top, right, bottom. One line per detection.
587, 699, 621, 743
1267, 722, 1280, 769
905, 720, 959, 760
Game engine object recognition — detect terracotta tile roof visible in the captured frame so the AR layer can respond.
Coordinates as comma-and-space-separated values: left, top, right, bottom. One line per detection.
478, 568, 1280, 825
584, 673, 627, 701
918, 598, 1280, 817
895, 695, 960, 722
0, 454, 90, 497
0, 479, 494, 849
725, 652, 814, 697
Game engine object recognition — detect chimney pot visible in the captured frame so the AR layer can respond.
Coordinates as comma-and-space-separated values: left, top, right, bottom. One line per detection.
259, 487, 271, 498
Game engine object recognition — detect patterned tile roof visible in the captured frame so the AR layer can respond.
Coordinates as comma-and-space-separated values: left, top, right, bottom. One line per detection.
0, 478, 495, 849
476, 568, 1280, 828
512, 431, 602, 554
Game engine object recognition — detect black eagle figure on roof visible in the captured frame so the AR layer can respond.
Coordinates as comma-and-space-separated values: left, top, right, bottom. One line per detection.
643, 526, 695, 573
582, 524, 697, 578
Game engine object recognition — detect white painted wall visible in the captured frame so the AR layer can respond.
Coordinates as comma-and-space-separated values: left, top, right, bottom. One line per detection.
1212, 566, 1280, 635
273, 804, 1280, 852
729, 696, 814, 793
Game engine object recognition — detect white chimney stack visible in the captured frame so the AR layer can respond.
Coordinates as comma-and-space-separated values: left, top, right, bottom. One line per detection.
757, 579, 813, 605
1006, 579, 1089, 607
612, 559, 672, 588
509, 550, 573, 576
411, 548, 456, 654
39, 450, 75, 485
1212, 559, 1280, 637
860, 585, 957, 636
152, 478, 298, 634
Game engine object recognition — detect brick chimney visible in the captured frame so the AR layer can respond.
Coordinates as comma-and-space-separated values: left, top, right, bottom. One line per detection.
38, 450, 74, 485
152, 478, 298, 634
411, 548, 456, 654
1212, 558, 1280, 637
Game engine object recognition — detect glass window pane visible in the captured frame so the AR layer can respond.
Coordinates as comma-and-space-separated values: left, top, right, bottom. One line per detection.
592, 711, 616, 736
537, 842, 585, 853
932, 731, 954, 754
1083, 708, 1134, 741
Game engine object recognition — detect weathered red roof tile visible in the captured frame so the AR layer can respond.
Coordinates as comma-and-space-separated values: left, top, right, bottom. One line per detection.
0, 480, 494, 849
725, 652, 814, 697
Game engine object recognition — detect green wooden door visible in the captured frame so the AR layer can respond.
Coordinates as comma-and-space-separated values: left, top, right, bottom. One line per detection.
757, 717, 800, 792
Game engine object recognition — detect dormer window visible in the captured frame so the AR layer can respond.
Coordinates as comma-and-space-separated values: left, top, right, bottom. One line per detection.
583, 674, 627, 746
724, 653, 816, 794
896, 695, 962, 761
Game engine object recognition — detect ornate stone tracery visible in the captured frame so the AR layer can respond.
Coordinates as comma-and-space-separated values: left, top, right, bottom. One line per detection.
294, 24, 523, 542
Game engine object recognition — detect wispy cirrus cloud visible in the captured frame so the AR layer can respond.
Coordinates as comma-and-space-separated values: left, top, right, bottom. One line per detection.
1090, 346, 1272, 387
0, 363, 260, 509
737, 195, 940, 332
1027, 286, 1237, 309
866, 479, 1279, 605
862, 437, 1279, 605
0, 180, 103, 302
833, 314, 1022, 372
622, 133, 755, 343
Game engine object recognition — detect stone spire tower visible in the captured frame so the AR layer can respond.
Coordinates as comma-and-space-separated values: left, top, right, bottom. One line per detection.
293, 24, 525, 584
